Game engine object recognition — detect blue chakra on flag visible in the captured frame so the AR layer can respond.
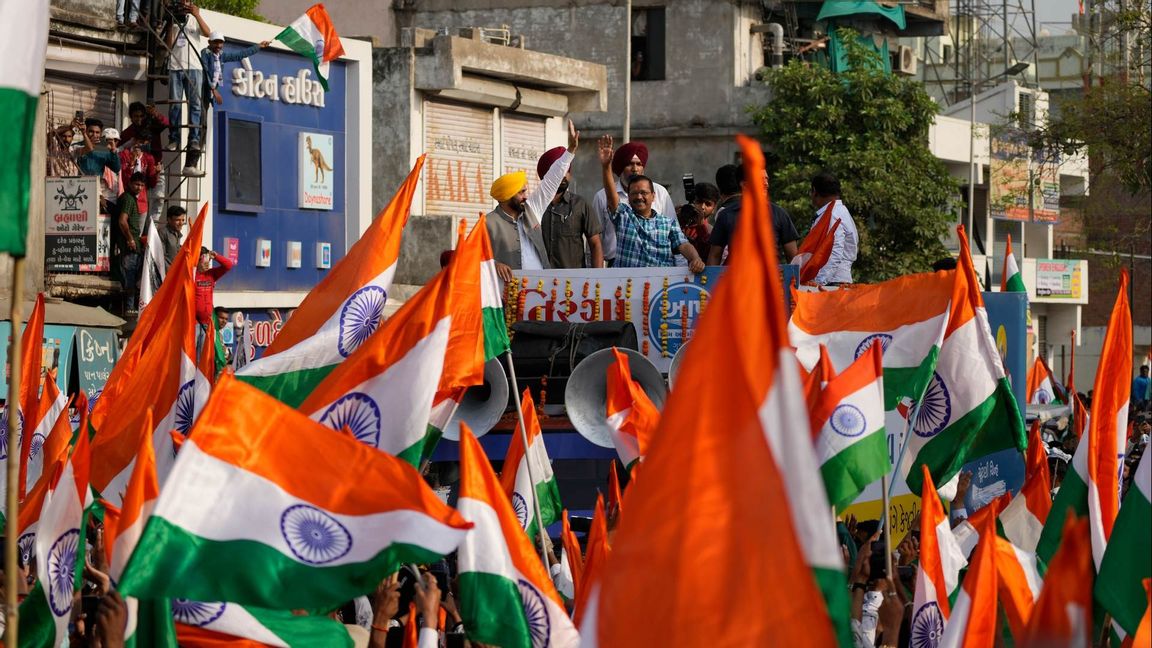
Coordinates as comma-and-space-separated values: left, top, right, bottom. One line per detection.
1035, 388, 1052, 404
511, 492, 530, 530
912, 372, 952, 439
910, 602, 943, 648
854, 333, 893, 359
280, 504, 353, 565
319, 392, 381, 447
517, 578, 552, 648
48, 529, 80, 616
29, 432, 46, 461
88, 389, 103, 414
18, 532, 35, 566
829, 404, 867, 438
172, 599, 227, 627
174, 380, 197, 434
337, 286, 387, 357
0, 409, 23, 461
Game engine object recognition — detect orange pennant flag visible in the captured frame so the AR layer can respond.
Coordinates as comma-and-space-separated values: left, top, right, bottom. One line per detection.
573, 493, 610, 627
15, 293, 45, 498
1022, 516, 1093, 647
607, 461, 624, 516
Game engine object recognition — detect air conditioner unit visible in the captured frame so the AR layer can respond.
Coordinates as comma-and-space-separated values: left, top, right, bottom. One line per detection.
896, 45, 918, 76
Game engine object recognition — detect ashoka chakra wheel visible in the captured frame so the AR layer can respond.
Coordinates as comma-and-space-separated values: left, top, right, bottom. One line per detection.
517, 578, 552, 648
829, 404, 867, 438
912, 372, 952, 439
319, 392, 381, 447
280, 504, 353, 565
512, 492, 530, 530
910, 601, 944, 648
337, 286, 387, 357
47, 529, 80, 616
855, 333, 893, 359
172, 599, 227, 627
174, 380, 197, 434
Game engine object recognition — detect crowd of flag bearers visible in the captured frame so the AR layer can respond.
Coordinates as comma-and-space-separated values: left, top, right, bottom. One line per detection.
1, 135, 1149, 648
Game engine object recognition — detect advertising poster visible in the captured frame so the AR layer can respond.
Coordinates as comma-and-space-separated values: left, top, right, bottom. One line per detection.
989, 131, 1031, 222
1035, 259, 1083, 299
299, 132, 335, 210
45, 177, 99, 271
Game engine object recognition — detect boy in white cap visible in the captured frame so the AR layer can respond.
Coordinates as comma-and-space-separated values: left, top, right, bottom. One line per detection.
201, 32, 271, 106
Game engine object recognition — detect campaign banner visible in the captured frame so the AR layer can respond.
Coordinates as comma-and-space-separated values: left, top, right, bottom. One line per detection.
45, 176, 100, 271
509, 266, 798, 373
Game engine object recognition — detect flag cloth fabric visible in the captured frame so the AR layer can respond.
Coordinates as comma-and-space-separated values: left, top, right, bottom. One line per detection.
117, 373, 473, 610
1095, 448, 1150, 638
457, 425, 579, 648
560, 510, 583, 602
174, 603, 352, 647
1023, 517, 1093, 648
803, 345, 836, 439
0, 0, 49, 254
912, 465, 969, 644
899, 227, 1026, 494
1134, 580, 1152, 648
499, 389, 563, 541
12, 419, 91, 648
572, 494, 609, 628
792, 201, 841, 284
25, 371, 68, 496
11, 293, 45, 504
16, 391, 84, 562
607, 461, 624, 515
999, 421, 1052, 552
274, 3, 345, 91
1000, 233, 1026, 293
938, 513, 999, 648
1025, 356, 1062, 405
605, 348, 659, 469
951, 492, 1010, 560
993, 534, 1044, 640
296, 223, 483, 465
1037, 272, 1131, 569
139, 215, 166, 311
589, 135, 841, 646
810, 339, 889, 511
237, 157, 423, 407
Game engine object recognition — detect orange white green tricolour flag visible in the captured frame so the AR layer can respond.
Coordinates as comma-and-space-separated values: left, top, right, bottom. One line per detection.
89, 208, 207, 498
938, 513, 1000, 648
1095, 443, 1150, 640
999, 421, 1052, 553
274, 3, 345, 91
457, 424, 579, 648
237, 157, 424, 408
1001, 233, 1026, 293
1025, 356, 1062, 404
586, 136, 843, 646
8, 292, 44, 505
605, 347, 659, 469
499, 389, 563, 541
1023, 517, 1093, 648
792, 200, 841, 285
25, 369, 68, 497
912, 465, 968, 643
117, 373, 473, 611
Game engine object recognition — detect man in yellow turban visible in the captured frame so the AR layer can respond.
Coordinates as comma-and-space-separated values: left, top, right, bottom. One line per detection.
486, 119, 580, 282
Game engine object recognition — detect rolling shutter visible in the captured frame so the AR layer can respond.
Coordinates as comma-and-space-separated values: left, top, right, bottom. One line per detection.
501, 114, 547, 197
424, 100, 494, 226
43, 76, 119, 133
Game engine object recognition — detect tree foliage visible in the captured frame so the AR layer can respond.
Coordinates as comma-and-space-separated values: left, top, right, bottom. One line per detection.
751, 29, 958, 282
196, 0, 263, 21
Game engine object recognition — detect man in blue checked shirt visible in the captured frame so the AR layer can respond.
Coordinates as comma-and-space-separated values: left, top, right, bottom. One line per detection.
598, 135, 706, 272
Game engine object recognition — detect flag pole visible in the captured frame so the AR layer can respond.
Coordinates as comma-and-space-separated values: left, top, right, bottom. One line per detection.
4, 255, 26, 642
880, 473, 894, 585
503, 351, 552, 567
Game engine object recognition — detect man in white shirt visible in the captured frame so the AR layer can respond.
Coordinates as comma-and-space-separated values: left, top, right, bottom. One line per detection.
165, 1, 212, 175
592, 140, 677, 267
810, 172, 859, 285
486, 120, 580, 282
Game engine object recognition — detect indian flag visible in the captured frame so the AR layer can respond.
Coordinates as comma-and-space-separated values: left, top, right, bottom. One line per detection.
811, 340, 889, 511
237, 157, 424, 408
938, 514, 1000, 648
1001, 233, 1025, 293
560, 510, 583, 602
174, 603, 352, 647
899, 227, 1026, 494
13, 391, 78, 568
999, 421, 1052, 552
1023, 517, 1093, 647
457, 425, 580, 648
605, 347, 659, 469
25, 370, 68, 495
588, 136, 841, 646
1037, 271, 1130, 570
792, 201, 841, 284
139, 215, 166, 311
1095, 448, 1150, 639
993, 534, 1043, 639
117, 373, 473, 610
0, 0, 49, 254
802, 344, 836, 436
14, 419, 91, 648
572, 494, 609, 628
296, 226, 487, 464
500, 388, 563, 541
912, 465, 968, 646
11, 293, 44, 503
275, 3, 345, 91
1025, 356, 1062, 405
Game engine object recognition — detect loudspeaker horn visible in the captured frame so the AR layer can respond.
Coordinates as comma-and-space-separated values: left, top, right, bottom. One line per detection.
565, 347, 668, 448
667, 341, 690, 390
442, 358, 509, 440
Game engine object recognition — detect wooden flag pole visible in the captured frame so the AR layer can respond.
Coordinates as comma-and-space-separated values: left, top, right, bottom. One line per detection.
5, 255, 26, 642
503, 351, 552, 568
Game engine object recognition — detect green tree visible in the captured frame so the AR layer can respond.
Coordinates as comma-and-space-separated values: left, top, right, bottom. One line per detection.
751, 29, 958, 282
196, 0, 263, 21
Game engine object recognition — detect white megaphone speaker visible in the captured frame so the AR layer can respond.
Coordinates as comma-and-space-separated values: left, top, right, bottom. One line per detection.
565, 347, 668, 448
442, 358, 509, 440
667, 340, 690, 390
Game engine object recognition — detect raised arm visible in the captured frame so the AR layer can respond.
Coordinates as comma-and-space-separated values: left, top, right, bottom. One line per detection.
525, 119, 579, 218
599, 135, 619, 214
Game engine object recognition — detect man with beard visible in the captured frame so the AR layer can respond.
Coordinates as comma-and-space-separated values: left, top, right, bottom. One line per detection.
535, 146, 603, 269
592, 138, 677, 267
486, 120, 580, 282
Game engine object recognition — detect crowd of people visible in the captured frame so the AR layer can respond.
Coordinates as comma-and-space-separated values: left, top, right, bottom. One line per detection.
483, 121, 860, 284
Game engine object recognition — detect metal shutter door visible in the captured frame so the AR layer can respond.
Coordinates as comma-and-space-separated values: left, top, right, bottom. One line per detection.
43, 76, 118, 133
501, 114, 547, 197
424, 100, 494, 227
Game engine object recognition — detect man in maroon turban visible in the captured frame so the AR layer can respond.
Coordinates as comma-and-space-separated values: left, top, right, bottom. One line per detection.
592, 139, 677, 266
534, 146, 604, 269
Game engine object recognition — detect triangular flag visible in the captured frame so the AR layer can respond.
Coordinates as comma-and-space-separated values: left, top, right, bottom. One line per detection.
237, 158, 424, 407
457, 424, 579, 647
588, 136, 841, 645
1023, 516, 1093, 647
605, 348, 659, 469
499, 388, 563, 541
